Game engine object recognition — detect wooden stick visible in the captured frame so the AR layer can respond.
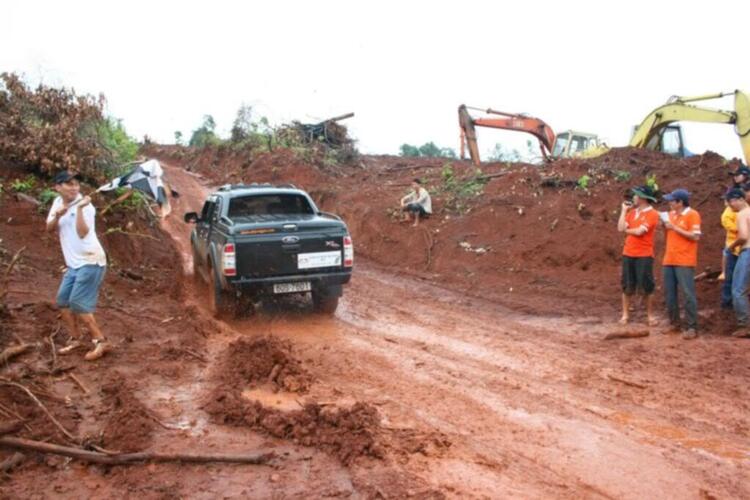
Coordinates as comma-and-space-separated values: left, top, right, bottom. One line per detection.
0, 421, 23, 436
0, 344, 33, 365
0, 452, 24, 472
603, 331, 650, 341
606, 373, 647, 389
67, 373, 89, 394
0, 379, 76, 441
0, 436, 274, 465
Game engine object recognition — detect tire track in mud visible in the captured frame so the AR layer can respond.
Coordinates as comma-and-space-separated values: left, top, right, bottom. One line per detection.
156, 162, 750, 498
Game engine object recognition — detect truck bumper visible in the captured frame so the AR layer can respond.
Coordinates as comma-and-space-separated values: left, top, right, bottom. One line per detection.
227, 271, 352, 294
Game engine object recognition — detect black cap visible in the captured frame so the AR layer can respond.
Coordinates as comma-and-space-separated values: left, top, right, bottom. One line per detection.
730, 166, 750, 177
53, 171, 80, 185
725, 187, 745, 201
631, 185, 657, 202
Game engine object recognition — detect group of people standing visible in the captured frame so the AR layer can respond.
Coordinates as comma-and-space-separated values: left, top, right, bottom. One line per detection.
619, 164, 750, 339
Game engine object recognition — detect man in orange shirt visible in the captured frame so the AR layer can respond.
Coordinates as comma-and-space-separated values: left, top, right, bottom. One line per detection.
617, 185, 660, 326
662, 189, 702, 339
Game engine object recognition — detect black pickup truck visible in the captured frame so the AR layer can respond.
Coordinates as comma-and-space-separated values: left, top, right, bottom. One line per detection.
184, 184, 353, 317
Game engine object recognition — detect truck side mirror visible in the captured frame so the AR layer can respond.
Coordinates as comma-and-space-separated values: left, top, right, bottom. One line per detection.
184, 212, 200, 223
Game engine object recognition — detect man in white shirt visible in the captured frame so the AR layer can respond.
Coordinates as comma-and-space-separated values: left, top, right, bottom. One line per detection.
400, 179, 432, 227
46, 171, 109, 361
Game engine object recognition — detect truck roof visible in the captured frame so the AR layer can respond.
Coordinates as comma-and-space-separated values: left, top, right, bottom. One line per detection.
211, 183, 308, 198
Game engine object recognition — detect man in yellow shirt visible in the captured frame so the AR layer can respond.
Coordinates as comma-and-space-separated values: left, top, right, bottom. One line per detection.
721, 189, 745, 308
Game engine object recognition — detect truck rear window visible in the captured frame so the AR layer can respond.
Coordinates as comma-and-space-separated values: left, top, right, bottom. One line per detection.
228, 194, 314, 218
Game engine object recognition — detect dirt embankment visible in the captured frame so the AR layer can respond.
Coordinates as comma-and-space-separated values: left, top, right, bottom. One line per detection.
147, 144, 741, 323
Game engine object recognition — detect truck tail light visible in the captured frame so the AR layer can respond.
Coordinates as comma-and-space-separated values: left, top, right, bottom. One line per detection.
343, 236, 353, 267
222, 243, 236, 276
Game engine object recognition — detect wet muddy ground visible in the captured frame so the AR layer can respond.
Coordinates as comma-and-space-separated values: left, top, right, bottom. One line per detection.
1, 162, 748, 499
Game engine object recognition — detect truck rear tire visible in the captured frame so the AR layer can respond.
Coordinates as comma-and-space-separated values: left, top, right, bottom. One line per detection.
313, 292, 339, 315
207, 264, 234, 319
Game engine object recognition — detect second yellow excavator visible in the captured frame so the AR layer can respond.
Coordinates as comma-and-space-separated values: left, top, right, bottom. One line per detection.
629, 90, 750, 164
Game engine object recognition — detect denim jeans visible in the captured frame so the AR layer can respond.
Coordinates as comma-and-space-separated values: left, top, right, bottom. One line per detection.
731, 249, 750, 326
722, 248, 739, 308
663, 265, 697, 330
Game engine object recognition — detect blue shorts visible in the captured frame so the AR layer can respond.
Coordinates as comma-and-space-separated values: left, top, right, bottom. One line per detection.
56, 264, 106, 314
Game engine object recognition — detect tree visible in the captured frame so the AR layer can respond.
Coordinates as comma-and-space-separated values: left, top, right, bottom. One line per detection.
230, 104, 255, 143
189, 115, 221, 148
174, 131, 183, 145
417, 142, 441, 157
399, 144, 420, 157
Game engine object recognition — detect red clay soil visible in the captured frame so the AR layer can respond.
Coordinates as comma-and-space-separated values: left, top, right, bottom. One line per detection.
210, 336, 313, 393
147, 144, 742, 322
3, 152, 749, 498
98, 372, 156, 452
205, 337, 385, 465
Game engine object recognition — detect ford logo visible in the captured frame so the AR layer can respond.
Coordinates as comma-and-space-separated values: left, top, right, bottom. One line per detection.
282, 236, 300, 244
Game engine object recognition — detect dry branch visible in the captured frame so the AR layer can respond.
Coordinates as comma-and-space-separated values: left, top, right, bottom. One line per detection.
603, 331, 649, 341
0, 379, 76, 441
0, 436, 274, 466
606, 373, 647, 389
0, 452, 25, 472
0, 344, 33, 365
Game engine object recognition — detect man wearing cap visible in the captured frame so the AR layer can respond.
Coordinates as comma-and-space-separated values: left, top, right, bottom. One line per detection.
718, 165, 750, 284
661, 189, 702, 339
45, 171, 110, 360
720, 187, 748, 308
617, 185, 660, 326
728, 188, 750, 338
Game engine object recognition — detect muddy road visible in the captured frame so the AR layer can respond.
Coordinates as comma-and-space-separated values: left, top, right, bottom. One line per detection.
5, 162, 746, 499
156, 164, 749, 498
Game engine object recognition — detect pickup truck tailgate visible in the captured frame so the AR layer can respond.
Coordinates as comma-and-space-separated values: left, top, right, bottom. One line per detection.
234, 232, 344, 277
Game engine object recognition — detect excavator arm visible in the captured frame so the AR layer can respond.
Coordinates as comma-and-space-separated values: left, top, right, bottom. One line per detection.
630, 90, 750, 164
458, 105, 556, 165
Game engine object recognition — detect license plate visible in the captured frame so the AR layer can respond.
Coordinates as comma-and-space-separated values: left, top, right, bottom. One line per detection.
297, 251, 341, 270
273, 281, 312, 294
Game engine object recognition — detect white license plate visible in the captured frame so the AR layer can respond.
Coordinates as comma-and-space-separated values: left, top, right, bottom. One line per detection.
297, 251, 341, 270
273, 281, 312, 294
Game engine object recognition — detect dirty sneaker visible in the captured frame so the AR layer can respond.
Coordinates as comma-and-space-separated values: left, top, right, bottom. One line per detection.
84, 339, 110, 361
58, 340, 83, 355
682, 329, 698, 340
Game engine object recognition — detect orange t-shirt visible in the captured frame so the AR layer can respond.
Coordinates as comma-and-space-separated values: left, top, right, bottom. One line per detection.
622, 207, 660, 257
663, 208, 701, 267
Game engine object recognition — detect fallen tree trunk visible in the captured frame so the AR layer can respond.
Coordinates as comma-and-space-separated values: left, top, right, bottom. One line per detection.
0, 436, 274, 465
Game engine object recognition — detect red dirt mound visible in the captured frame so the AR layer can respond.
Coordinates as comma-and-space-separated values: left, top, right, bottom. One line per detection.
98, 373, 155, 452
212, 336, 313, 393
204, 392, 383, 465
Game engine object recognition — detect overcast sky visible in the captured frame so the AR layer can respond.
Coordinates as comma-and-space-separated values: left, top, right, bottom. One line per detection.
3, 1, 749, 161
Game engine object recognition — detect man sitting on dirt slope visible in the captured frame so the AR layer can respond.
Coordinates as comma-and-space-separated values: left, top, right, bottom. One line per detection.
662, 189, 702, 340
727, 186, 750, 338
400, 178, 432, 227
617, 185, 659, 326
45, 171, 110, 361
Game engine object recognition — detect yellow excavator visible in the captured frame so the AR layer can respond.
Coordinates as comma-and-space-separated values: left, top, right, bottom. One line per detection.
628, 89, 750, 164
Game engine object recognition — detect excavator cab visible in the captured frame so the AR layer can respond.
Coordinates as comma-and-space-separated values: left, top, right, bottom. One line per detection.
551, 131, 603, 159
633, 124, 687, 157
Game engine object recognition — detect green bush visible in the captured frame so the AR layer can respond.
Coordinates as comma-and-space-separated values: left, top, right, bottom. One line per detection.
11, 175, 36, 193
98, 117, 138, 172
